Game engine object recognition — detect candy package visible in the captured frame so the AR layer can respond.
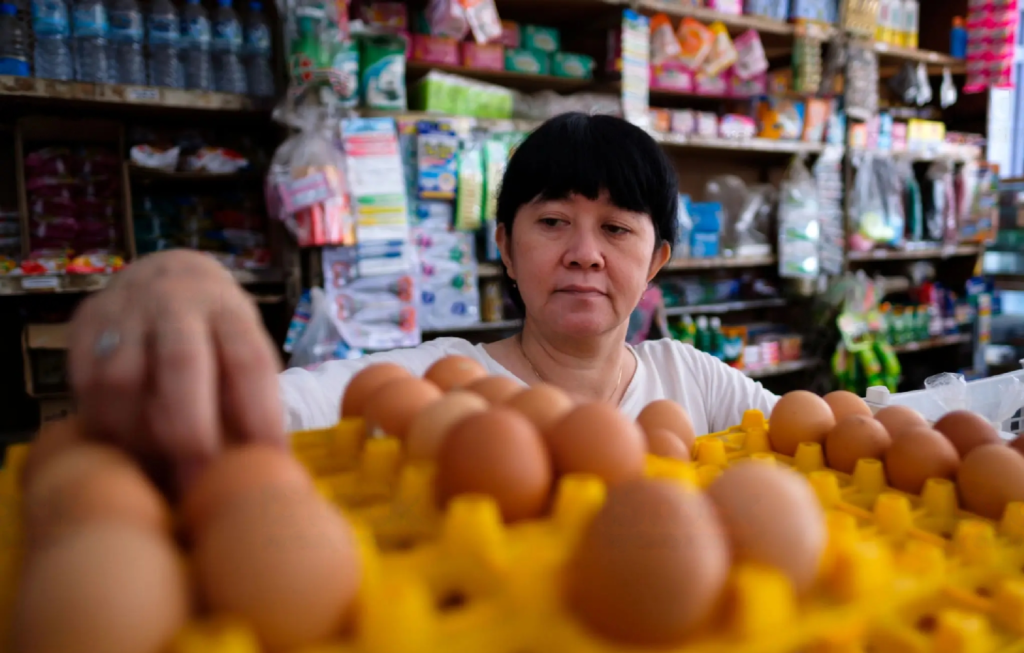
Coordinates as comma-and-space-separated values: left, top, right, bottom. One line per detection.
702, 22, 737, 78
676, 18, 713, 70
650, 14, 681, 65
266, 103, 355, 247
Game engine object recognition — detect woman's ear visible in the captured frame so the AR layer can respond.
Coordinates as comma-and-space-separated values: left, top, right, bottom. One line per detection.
647, 242, 672, 282
496, 223, 517, 281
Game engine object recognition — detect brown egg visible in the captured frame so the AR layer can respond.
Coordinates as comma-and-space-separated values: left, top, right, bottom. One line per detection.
404, 391, 489, 460
504, 383, 575, 432
644, 428, 691, 461
706, 461, 826, 593
193, 488, 361, 652
181, 444, 315, 533
565, 479, 730, 646
423, 356, 487, 391
465, 375, 524, 404
363, 377, 443, 439
874, 405, 928, 439
13, 523, 190, 653
545, 403, 647, 486
823, 390, 872, 423
636, 400, 698, 450
884, 427, 960, 494
768, 391, 836, 456
21, 417, 87, 490
436, 408, 552, 522
340, 363, 411, 418
824, 415, 893, 474
24, 444, 171, 546
957, 444, 1024, 520
1013, 435, 1024, 457
933, 410, 1003, 458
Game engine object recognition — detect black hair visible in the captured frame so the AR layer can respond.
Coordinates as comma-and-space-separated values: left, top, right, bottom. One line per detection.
495, 112, 679, 314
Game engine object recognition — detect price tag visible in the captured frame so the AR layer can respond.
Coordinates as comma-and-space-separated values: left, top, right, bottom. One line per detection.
127, 87, 160, 102
21, 276, 60, 290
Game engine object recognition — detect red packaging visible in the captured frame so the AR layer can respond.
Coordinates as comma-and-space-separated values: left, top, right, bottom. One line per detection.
650, 61, 695, 93
496, 19, 520, 48
462, 42, 503, 70
411, 34, 460, 66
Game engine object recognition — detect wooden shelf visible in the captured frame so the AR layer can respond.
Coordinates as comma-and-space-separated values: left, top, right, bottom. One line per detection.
848, 245, 981, 263
664, 297, 788, 316
663, 254, 777, 271
0, 76, 268, 113
850, 145, 981, 163
0, 268, 283, 296
872, 42, 964, 67
405, 62, 592, 93
893, 333, 972, 354
745, 358, 817, 379
628, 0, 798, 35
656, 132, 828, 155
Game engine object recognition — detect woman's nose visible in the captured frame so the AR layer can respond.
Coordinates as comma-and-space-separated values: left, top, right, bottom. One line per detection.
563, 228, 604, 269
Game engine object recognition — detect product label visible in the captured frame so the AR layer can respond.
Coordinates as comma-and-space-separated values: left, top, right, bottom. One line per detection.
212, 18, 242, 52
181, 16, 210, 46
279, 172, 334, 214
244, 23, 270, 55
108, 9, 143, 42
32, 0, 69, 36
0, 57, 30, 76
148, 14, 179, 44
72, 3, 108, 37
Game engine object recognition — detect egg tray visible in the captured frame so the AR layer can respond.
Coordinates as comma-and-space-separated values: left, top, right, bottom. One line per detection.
1, 410, 1024, 653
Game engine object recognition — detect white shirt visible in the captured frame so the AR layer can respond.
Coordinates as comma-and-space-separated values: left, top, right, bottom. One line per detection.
279, 337, 779, 436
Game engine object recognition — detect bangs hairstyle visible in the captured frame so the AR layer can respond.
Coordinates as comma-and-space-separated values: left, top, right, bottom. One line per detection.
495, 112, 679, 313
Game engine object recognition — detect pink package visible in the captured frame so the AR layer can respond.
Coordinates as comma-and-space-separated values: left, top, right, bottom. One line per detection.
496, 19, 520, 48
696, 112, 719, 138
412, 34, 461, 66
695, 70, 730, 96
705, 0, 742, 14
650, 62, 695, 93
730, 72, 767, 97
719, 114, 756, 140
462, 42, 503, 70
671, 110, 697, 136
732, 30, 768, 80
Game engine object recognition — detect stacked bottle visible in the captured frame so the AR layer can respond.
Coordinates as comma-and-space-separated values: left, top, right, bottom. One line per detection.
181, 0, 212, 90
211, 0, 245, 93
0, 2, 30, 77
72, 0, 110, 82
243, 0, 273, 96
148, 0, 182, 87
32, 0, 74, 80
108, 0, 145, 84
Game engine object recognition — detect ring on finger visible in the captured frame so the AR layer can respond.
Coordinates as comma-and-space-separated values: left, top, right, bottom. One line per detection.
93, 329, 122, 359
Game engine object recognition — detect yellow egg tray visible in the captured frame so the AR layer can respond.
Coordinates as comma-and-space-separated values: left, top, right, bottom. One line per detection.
1, 409, 1024, 653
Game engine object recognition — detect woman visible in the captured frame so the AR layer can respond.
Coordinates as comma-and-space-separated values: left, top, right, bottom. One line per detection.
68, 113, 778, 481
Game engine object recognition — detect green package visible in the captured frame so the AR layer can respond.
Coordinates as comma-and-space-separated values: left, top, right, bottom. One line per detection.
359, 34, 407, 110
551, 52, 594, 80
483, 138, 509, 221
455, 141, 484, 232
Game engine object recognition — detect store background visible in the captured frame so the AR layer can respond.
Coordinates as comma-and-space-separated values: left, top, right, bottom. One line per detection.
0, 0, 1022, 443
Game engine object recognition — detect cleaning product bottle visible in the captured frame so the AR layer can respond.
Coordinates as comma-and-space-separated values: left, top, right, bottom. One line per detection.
678, 315, 696, 347
709, 316, 725, 360
695, 315, 710, 353
902, 0, 919, 49
950, 17, 967, 58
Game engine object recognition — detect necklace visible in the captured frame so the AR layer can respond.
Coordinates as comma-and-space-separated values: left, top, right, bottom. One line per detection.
518, 334, 624, 404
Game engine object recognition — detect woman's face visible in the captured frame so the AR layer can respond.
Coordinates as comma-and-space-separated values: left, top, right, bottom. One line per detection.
497, 192, 671, 338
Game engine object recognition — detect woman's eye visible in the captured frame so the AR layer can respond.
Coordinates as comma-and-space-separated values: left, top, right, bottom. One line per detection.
540, 217, 563, 227
604, 224, 631, 235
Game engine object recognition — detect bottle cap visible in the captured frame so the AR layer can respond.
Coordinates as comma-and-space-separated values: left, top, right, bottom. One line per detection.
0, 3, 16, 15
250, 1, 261, 9
953, 16, 964, 27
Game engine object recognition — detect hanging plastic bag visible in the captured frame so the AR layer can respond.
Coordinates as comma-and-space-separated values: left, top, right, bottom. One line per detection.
923, 159, 957, 244
776, 157, 820, 279
940, 67, 958, 108
266, 102, 356, 247
288, 287, 360, 369
849, 154, 893, 250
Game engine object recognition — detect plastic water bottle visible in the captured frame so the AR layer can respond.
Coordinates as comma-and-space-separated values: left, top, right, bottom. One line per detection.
107, 0, 144, 84
147, 0, 181, 87
0, 3, 30, 76
72, 0, 110, 82
211, 0, 245, 93
32, 0, 74, 80
243, 0, 272, 96
180, 0, 211, 90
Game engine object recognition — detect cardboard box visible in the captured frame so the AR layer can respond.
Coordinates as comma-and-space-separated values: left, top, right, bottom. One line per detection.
22, 323, 70, 398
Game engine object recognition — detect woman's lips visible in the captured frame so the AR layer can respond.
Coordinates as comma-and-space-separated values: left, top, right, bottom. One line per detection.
556, 285, 605, 296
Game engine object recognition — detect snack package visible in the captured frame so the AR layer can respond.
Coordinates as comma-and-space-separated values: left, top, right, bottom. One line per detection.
455, 139, 484, 232
676, 18, 713, 70
651, 61, 695, 93
757, 99, 805, 140
732, 30, 768, 80
649, 13, 681, 65
266, 104, 355, 247
702, 22, 737, 78
462, 0, 502, 44
425, 0, 469, 39
411, 34, 460, 65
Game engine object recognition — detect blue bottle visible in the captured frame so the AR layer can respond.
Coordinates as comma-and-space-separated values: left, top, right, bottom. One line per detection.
951, 17, 967, 58
0, 3, 30, 76
32, 0, 74, 80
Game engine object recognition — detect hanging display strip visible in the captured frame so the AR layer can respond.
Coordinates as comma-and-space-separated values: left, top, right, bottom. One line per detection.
340, 117, 411, 244
620, 9, 651, 129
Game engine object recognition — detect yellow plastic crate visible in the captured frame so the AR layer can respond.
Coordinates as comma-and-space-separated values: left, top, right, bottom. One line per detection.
1, 409, 1024, 653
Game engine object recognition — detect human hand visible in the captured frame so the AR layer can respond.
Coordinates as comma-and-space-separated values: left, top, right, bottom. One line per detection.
68, 249, 286, 487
